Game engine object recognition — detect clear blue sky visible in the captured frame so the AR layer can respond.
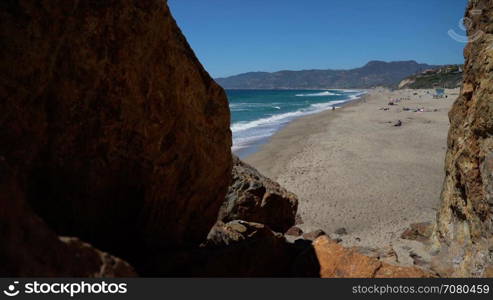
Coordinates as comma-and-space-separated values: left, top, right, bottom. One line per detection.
168, 0, 468, 78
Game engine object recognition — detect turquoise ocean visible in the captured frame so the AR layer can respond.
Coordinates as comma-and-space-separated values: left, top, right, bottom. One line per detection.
227, 89, 366, 158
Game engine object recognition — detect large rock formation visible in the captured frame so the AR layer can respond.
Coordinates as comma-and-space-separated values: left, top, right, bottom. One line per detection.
0, 0, 231, 275
433, 0, 493, 277
219, 156, 298, 233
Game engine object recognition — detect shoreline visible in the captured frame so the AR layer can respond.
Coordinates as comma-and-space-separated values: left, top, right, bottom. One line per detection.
242, 91, 369, 177
245, 87, 459, 266
234, 91, 367, 159
241, 92, 367, 162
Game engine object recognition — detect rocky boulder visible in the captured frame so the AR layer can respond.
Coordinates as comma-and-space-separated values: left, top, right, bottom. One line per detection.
199, 221, 293, 276
0, 0, 231, 275
151, 221, 295, 277
219, 156, 298, 233
433, 0, 493, 277
313, 236, 435, 278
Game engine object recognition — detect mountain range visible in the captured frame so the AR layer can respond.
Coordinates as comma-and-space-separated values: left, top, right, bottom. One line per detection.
215, 60, 438, 89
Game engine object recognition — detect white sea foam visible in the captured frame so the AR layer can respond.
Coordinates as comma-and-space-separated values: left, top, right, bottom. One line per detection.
231, 98, 358, 134
231, 110, 305, 133
333, 89, 361, 93
229, 102, 284, 111
232, 135, 269, 151
295, 91, 338, 97
349, 91, 367, 100
309, 100, 348, 110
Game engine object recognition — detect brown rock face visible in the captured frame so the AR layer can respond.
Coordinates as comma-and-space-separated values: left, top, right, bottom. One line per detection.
152, 221, 295, 277
313, 236, 435, 278
434, 0, 493, 277
219, 156, 298, 233
0, 0, 231, 275
199, 221, 293, 276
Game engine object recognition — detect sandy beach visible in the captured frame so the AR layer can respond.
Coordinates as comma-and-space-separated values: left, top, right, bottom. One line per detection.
245, 88, 459, 265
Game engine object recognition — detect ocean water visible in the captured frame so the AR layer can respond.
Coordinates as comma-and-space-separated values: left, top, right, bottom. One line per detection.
227, 89, 366, 158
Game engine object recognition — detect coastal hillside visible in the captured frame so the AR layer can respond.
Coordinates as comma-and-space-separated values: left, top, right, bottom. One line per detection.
398, 65, 463, 89
216, 60, 436, 89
